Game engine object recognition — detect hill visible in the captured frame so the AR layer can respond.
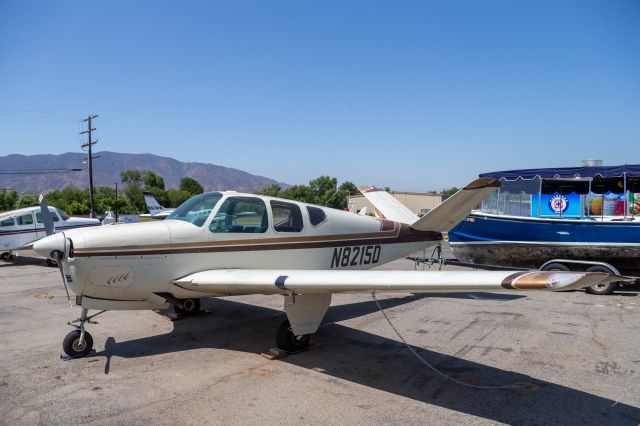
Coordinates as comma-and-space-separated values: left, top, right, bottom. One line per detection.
0, 152, 285, 194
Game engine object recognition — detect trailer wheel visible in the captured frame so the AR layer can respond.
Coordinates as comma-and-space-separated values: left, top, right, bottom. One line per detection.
541, 262, 569, 272
584, 266, 617, 295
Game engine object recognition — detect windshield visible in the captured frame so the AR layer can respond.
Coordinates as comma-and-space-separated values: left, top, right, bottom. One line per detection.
166, 192, 223, 226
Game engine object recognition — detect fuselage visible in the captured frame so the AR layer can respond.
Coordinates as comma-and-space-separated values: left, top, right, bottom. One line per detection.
35, 192, 441, 305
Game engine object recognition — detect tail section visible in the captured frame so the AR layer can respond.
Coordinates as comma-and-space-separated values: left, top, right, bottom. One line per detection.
410, 178, 499, 232
356, 186, 417, 224
143, 192, 165, 214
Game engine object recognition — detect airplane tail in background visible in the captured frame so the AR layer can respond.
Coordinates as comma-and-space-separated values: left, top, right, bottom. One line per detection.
410, 178, 499, 232
357, 178, 500, 233
143, 192, 165, 214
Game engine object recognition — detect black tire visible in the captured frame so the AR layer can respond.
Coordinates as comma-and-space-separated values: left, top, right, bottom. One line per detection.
46, 258, 57, 267
174, 298, 200, 316
541, 262, 570, 272
0, 252, 8, 260
584, 265, 618, 295
62, 330, 93, 358
276, 319, 310, 354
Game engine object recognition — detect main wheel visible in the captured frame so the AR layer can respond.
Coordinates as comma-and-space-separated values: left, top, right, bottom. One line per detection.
0, 252, 8, 260
584, 265, 618, 295
276, 319, 310, 354
46, 258, 57, 267
62, 330, 94, 358
174, 298, 200, 316
541, 262, 570, 272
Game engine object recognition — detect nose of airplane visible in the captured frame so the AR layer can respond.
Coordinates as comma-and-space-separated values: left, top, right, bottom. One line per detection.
33, 233, 66, 258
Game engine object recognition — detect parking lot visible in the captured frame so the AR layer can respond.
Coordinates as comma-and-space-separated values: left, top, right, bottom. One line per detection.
1, 252, 640, 425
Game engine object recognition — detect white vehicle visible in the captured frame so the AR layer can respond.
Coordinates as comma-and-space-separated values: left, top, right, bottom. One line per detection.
139, 192, 174, 220
1, 201, 100, 263
33, 178, 615, 358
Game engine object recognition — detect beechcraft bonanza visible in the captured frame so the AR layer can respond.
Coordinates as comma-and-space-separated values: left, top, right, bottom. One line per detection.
33, 178, 617, 358
0, 198, 100, 264
139, 192, 175, 220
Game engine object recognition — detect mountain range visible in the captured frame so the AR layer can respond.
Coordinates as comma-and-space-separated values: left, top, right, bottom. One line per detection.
0, 152, 284, 194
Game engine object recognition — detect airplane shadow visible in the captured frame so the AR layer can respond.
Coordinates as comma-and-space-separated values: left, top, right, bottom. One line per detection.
95, 295, 640, 424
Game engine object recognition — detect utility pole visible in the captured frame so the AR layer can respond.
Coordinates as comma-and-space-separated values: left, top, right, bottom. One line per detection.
80, 115, 98, 218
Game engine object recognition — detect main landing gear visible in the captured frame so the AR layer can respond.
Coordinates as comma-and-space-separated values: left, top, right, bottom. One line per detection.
173, 298, 200, 316
276, 319, 311, 353
62, 308, 105, 358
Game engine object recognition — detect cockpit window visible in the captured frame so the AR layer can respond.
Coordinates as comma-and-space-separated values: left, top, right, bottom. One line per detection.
209, 196, 267, 233
307, 206, 327, 226
167, 192, 223, 226
57, 209, 70, 221
36, 209, 60, 223
271, 200, 303, 232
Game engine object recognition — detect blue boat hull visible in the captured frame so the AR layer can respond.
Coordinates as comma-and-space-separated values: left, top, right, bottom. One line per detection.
448, 213, 640, 275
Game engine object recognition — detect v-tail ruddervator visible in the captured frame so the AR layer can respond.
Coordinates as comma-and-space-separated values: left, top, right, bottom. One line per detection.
32, 178, 617, 358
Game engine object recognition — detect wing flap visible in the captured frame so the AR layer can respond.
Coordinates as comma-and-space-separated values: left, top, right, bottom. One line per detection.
173, 269, 615, 295
411, 178, 500, 232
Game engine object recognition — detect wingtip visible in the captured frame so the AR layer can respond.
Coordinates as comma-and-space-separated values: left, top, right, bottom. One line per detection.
463, 177, 501, 190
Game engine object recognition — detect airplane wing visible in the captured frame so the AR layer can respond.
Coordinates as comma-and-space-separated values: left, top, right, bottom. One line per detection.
410, 177, 499, 232
173, 269, 616, 295
356, 186, 417, 224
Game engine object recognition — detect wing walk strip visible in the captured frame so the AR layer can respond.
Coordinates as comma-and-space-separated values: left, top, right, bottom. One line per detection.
74, 223, 442, 257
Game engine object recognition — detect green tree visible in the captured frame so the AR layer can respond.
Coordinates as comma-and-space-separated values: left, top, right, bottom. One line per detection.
16, 194, 39, 209
166, 188, 192, 207
179, 177, 204, 195
442, 187, 460, 201
255, 184, 282, 197
0, 190, 18, 211
142, 169, 165, 190
120, 169, 142, 186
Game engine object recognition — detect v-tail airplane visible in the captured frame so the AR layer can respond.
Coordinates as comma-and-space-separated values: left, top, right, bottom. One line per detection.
32, 178, 617, 358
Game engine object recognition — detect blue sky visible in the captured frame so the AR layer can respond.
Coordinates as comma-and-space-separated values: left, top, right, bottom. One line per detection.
0, 1, 638, 191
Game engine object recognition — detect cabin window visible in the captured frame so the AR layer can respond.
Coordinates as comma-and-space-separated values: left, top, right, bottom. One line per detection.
307, 206, 327, 226
209, 197, 267, 233
16, 213, 33, 226
0, 217, 14, 227
271, 200, 303, 233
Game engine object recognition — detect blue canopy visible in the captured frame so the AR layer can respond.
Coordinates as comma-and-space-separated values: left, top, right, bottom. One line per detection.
479, 165, 640, 194
479, 164, 640, 180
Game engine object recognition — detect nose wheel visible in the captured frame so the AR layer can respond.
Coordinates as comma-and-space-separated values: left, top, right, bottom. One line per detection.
63, 329, 94, 358
276, 319, 310, 353
62, 308, 105, 358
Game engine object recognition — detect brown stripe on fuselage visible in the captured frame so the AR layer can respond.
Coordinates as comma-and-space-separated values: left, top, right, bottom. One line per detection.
74, 223, 441, 258
76, 223, 402, 253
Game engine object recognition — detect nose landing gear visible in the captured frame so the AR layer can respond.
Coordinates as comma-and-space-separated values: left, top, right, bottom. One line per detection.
62, 308, 105, 358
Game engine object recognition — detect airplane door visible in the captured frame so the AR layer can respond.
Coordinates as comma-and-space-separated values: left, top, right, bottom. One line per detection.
14, 212, 37, 247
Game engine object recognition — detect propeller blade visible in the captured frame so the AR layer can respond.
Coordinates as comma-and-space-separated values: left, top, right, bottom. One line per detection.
52, 251, 70, 302
38, 194, 54, 236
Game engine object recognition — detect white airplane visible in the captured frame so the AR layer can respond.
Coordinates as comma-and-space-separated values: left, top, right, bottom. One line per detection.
0, 197, 100, 264
139, 192, 174, 220
33, 178, 616, 358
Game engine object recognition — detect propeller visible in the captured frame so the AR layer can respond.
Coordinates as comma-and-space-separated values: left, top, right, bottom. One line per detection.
38, 195, 70, 302
38, 194, 54, 236
52, 250, 71, 302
